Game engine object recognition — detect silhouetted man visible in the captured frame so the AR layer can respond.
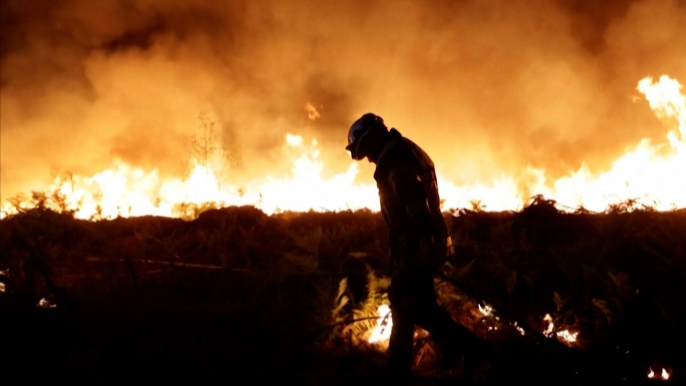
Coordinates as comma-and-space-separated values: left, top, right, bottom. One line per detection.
345, 113, 485, 378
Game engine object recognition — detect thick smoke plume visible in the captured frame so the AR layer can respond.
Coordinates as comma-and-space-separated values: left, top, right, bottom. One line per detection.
1, 0, 685, 200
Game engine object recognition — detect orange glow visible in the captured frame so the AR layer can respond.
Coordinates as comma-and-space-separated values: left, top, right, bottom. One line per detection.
1, 76, 684, 220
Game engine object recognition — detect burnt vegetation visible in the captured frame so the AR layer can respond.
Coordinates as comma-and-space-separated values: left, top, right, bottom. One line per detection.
1, 199, 685, 384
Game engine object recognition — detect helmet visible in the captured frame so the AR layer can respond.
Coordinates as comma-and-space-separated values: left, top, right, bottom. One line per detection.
346, 113, 386, 160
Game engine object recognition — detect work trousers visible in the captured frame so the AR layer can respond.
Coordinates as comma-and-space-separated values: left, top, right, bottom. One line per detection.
387, 263, 481, 375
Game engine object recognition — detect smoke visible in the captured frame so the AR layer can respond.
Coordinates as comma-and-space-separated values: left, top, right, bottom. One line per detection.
1, 0, 685, 200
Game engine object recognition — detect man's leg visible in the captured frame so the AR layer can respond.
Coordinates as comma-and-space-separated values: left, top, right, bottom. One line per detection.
416, 276, 484, 356
388, 270, 418, 376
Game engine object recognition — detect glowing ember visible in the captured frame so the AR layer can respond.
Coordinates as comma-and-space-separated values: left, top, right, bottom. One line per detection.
543, 314, 555, 338
541, 314, 579, 344
478, 302, 495, 318
556, 329, 578, 344
37, 298, 56, 308
305, 103, 321, 120
414, 328, 430, 339
1, 76, 684, 219
367, 304, 393, 344
0, 282, 5, 293
513, 321, 526, 336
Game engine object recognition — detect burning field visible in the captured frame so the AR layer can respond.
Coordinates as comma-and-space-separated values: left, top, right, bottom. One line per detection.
1, 0, 686, 383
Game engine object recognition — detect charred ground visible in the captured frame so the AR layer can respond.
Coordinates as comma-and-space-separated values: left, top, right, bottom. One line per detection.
1, 200, 684, 384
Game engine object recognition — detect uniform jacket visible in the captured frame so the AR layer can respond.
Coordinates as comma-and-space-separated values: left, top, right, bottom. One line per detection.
373, 129, 450, 266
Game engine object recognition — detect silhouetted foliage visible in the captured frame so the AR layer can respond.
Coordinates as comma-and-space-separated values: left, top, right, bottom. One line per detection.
1, 205, 684, 383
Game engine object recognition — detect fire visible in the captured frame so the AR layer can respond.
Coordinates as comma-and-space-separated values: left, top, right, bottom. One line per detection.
440, 75, 686, 212
542, 313, 578, 344
478, 302, 495, 318
648, 367, 671, 381
1, 75, 684, 219
662, 368, 670, 381
367, 304, 393, 344
555, 329, 579, 344
37, 298, 56, 308
1, 134, 380, 219
543, 314, 555, 338
512, 321, 526, 336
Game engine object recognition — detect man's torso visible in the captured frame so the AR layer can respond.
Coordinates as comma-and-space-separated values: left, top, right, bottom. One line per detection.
373, 129, 448, 242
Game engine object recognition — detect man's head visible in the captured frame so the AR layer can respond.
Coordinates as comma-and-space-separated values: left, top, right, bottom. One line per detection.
346, 113, 388, 162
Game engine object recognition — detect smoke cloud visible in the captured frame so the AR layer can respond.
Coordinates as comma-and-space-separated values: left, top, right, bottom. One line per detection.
2, 0, 685, 200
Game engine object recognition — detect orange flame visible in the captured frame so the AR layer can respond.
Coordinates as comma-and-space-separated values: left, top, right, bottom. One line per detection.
1, 76, 684, 219
367, 304, 393, 345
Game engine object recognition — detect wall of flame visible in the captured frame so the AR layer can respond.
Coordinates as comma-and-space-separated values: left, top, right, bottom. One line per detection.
1, 0, 685, 217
